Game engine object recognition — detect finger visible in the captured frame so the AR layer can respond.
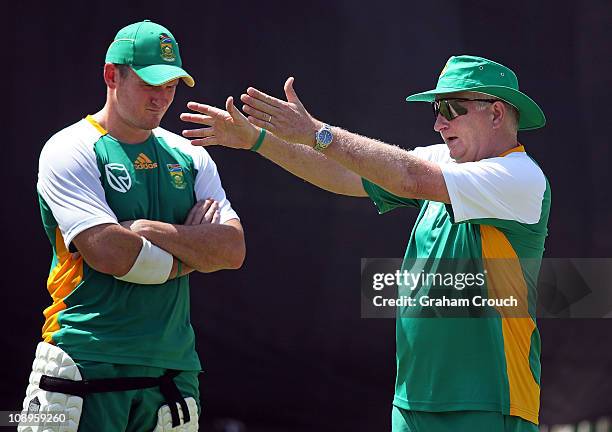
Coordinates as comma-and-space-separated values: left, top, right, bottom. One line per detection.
186, 199, 211, 225
245, 87, 285, 108
226, 95, 251, 123
247, 116, 274, 131
242, 104, 274, 125
187, 101, 227, 117
212, 209, 220, 224
241, 93, 280, 115
284, 77, 303, 106
192, 199, 214, 225
180, 112, 215, 126
204, 201, 219, 223
190, 137, 218, 147
182, 127, 215, 139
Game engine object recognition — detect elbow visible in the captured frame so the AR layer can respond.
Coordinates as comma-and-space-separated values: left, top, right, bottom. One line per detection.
226, 235, 246, 270
193, 230, 246, 273
231, 244, 246, 269
396, 176, 418, 198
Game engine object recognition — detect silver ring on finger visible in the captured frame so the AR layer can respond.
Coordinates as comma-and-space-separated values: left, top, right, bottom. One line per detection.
267, 114, 272, 122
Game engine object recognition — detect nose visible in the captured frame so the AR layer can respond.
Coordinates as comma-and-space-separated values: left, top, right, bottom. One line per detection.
151, 87, 174, 107
433, 113, 449, 132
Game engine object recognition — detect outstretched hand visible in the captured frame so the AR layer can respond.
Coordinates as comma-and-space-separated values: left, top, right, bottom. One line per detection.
240, 77, 320, 145
181, 97, 259, 149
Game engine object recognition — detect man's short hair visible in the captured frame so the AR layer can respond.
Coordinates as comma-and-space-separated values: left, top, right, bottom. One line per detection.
506, 104, 520, 130
475, 100, 520, 131
114, 64, 130, 79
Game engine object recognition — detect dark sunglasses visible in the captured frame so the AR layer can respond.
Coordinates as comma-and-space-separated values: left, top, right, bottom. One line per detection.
432, 98, 499, 121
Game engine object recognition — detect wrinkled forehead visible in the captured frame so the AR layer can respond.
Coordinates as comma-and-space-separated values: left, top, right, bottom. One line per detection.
435, 90, 496, 100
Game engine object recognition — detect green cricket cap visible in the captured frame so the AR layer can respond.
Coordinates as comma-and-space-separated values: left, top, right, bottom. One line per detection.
406, 55, 545, 130
105, 20, 194, 87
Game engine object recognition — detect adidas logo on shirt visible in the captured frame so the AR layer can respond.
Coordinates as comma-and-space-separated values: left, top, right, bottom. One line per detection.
134, 153, 158, 170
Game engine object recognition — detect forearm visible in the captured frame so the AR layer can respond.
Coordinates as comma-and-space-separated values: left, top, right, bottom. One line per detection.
316, 127, 446, 201
73, 224, 143, 276
131, 219, 245, 273
234, 82, 444, 200
73, 223, 192, 281
258, 131, 367, 197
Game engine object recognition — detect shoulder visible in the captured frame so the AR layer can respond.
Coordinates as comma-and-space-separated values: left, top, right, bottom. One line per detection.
485, 151, 547, 185
40, 119, 102, 170
42, 119, 100, 151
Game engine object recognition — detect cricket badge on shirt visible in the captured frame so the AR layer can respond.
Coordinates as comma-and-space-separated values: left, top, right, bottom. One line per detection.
167, 163, 186, 189
159, 34, 176, 62
105, 163, 132, 193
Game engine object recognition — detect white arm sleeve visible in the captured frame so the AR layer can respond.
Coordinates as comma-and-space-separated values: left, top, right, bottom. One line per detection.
408, 144, 453, 162
192, 153, 239, 224
37, 122, 118, 248
440, 153, 546, 224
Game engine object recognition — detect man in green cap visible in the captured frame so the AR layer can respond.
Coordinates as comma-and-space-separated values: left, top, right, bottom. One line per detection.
181, 55, 549, 431
19, 20, 245, 431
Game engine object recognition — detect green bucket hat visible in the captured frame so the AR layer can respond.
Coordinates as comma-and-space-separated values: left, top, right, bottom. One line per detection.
406, 55, 545, 130
105, 20, 194, 87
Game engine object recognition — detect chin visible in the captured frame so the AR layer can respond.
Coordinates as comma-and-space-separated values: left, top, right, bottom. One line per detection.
448, 148, 463, 162
139, 119, 162, 131
452, 153, 472, 164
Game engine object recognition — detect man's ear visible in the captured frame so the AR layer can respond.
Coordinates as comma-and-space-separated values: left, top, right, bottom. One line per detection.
103, 63, 119, 89
491, 101, 505, 129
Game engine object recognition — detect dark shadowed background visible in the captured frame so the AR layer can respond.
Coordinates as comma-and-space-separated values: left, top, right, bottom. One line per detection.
5, 1, 611, 430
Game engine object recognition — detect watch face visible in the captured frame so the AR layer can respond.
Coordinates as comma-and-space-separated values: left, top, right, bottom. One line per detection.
318, 129, 333, 146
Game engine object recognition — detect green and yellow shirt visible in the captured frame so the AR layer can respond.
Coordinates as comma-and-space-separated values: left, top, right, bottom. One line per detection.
363, 144, 550, 425
36, 116, 239, 371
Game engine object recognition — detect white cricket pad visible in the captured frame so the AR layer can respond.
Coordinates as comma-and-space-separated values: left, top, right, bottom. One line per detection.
153, 397, 199, 431
18, 342, 83, 432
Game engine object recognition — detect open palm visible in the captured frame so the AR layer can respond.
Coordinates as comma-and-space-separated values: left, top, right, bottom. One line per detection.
180, 96, 259, 149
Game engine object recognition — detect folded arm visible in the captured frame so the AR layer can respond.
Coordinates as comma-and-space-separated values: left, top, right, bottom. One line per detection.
71, 223, 187, 280
125, 217, 245, 273
72, 199, 243, 281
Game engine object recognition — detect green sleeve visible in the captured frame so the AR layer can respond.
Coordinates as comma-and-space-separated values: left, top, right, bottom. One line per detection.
361, 178, 422, 214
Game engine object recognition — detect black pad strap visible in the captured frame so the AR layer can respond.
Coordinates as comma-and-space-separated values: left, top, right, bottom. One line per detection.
159, 370, 190, 427
39, 374, 160, 397
39, 369, 190, 427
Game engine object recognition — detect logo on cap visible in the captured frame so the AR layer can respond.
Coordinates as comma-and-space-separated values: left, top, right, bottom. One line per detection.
159, 33, 175, 62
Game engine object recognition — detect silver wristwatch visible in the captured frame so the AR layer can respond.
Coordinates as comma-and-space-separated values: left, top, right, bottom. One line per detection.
313, 123, 333, 152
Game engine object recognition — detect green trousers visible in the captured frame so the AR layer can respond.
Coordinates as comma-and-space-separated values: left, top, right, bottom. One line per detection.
75, 360, 200, 432
392, 405, 539, 432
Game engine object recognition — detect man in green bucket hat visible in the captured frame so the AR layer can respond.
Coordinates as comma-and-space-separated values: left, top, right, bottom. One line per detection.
182, 55, 549, 431
19, 20, 245, 431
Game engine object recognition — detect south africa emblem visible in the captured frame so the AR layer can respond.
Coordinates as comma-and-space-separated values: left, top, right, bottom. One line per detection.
159, 33, 176, 62
167, 164, 186, 189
